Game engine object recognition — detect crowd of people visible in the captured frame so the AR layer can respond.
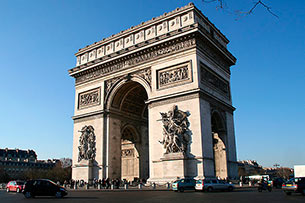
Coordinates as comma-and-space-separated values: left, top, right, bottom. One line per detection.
62, 178, 147, 189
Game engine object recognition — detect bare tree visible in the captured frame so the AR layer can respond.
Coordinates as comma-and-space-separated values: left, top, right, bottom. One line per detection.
202, 0, 279, 19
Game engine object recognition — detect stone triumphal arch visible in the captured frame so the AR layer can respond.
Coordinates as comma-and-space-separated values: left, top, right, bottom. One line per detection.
69, 3, 238, 183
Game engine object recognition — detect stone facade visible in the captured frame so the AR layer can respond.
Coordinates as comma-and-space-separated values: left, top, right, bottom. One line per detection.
69, 3, 238, 183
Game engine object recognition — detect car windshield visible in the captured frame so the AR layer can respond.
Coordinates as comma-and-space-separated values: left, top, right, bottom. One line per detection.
285, 178, 295, 184
16, 181, 24, 185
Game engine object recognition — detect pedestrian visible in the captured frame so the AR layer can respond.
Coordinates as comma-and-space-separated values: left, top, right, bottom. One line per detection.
106, 178, 110, 189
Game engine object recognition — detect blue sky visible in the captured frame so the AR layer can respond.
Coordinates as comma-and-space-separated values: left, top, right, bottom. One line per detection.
0, 0, 304, 168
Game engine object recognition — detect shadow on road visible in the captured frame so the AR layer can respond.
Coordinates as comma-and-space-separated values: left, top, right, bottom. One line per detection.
65, 197, 99, 199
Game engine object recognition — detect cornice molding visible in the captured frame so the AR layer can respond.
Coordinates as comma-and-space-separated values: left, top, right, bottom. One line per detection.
69, 3, 234, 74
73, 34, 196, 85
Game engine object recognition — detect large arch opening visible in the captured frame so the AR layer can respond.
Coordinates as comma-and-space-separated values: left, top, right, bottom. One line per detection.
211, 111, 228, 179
108, 81, 149, 182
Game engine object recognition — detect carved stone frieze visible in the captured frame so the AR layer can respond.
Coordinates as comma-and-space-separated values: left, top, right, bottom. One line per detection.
200, 63, 230, 98
104, 76, 124, 96
104, 67, 151, 97
157, 61, 192, 89
133, 68, 152, 87
75, 35, 196, 85
196, 37, 230, 73
78, 125, 96, 162
78, 87, 101, 109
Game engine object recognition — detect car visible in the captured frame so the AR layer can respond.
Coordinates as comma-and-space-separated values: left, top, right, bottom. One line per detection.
22, 179, 68, 198
272, 177, 285, 189
172, 178, 196, 192
6, 180, 25, 193
195, 179, 234, 192
282, 177, 305, 196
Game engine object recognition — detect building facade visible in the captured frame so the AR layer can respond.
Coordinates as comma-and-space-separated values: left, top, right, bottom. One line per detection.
69, 3, 238, 183
0, 148, 55, 180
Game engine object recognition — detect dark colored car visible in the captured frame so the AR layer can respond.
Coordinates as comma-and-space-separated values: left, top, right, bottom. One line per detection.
22, 179, 68, 198
6, 180, 25, 193
172, 178, 196, 192
272, 177, 285, 189
282, 177, 305, 196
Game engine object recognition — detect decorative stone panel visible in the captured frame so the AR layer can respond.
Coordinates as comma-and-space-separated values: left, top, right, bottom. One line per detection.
122, 149, 134, 157
135, 30, 145, 44
81, 53, 88, 64
78, 87, 101, 109
124, 35, 134, 48
168, 16, 181, 32
145, 26, 156, 40
105, 42, 114, 55
97, 46, 105, 58
157, 61, 192, 89
200, 63, 230, 98
89, 49, 96, 61
76, 56, 81, 66
104, 76, 124, 96
156, 21, 168, 36
181, 12, 194, 27
115, 38, 124, 52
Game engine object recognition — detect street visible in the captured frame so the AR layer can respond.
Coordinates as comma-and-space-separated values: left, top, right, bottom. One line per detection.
0, 188, 304, 203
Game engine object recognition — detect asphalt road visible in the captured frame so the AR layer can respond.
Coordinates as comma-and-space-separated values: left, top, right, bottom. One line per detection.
0, 188, 304, 203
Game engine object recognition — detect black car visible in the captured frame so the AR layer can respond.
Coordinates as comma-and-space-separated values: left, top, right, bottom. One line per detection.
282, 177, 305, 196
22, 179, 68, 198
272, 177, 285, 189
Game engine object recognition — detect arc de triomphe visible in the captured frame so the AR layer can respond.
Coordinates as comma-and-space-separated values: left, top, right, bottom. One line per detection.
69, 3, 238, 183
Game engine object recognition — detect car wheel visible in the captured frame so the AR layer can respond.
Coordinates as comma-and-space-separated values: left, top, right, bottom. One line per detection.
16, 188, 20, 193
179, 187, 184, 192
228, 186, 233, 192
55, 191, 63, 198
24, 192, 32, 198
6, 188, 10, 193
285, 191, 291, 196
207, 187, 213, 192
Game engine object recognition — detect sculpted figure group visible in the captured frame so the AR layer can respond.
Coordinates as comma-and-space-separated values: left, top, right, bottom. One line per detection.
78, 125, 96, 162
159, 105, 190, 154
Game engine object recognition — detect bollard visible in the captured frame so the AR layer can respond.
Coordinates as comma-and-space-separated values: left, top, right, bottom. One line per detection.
138, 183, 143, 189
239, 182, 243, 187
249, 181, 252, 187
166, 182, 170, 190
152, 182, 156, 190
111, 184, 114, 190
124, 183, 128, 190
